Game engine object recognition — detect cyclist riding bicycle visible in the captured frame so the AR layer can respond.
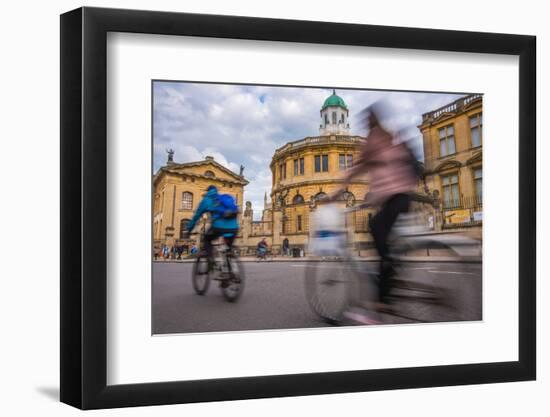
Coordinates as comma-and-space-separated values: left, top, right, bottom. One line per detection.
257, 238, 268, 259
330, 106, 418, 309
183, 185, 239, 263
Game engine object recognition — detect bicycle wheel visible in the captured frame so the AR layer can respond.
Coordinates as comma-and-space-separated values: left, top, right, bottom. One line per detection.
221, 254, 245, 302
378, 252, 461, 323
192, 255, 211, 295
386, 240, 475, 323
304, 259, 361, 325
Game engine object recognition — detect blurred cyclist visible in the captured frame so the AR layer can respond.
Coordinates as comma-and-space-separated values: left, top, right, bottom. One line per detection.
331, 107, 418, 309
257, 238, 268, 260
182, 185, 239, 263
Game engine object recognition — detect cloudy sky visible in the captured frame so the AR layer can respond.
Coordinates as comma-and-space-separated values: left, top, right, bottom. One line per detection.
153, 81, 465, 218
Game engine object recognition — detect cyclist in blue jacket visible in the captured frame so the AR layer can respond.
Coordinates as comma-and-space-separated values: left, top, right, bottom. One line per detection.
184, 185, 239, 260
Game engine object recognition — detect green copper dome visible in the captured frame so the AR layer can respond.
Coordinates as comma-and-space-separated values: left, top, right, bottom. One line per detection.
321, 90, 348, 110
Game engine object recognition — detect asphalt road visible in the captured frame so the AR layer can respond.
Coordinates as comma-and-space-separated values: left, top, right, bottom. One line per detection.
152, 260, 482, 334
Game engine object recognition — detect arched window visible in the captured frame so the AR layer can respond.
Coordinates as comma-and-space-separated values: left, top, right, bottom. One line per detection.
340, 191, 355, 205
340, 191, 354, 200
314, 192, 328, 201
181, 192, 193, 210
292, 194, 305, 204
180, 219, 190, 239
204, 170, 215, 178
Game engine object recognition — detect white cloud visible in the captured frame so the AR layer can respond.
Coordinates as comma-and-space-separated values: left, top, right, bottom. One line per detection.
201, 148, 241, 174
153, 81, 466, 217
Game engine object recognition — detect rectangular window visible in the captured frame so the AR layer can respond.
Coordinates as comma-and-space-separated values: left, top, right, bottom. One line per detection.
470, 113, 483, 148
439, 125, 456, 157
297, 215, 302, 232
474, 167, 482, 204
332, 112, 337, 124
314, 155, 321, 172
322, 154, 329, 172
181, 192, 193, 210
280, 163, 287, 180
339, 154, 353, 170
442, 173, 460, 209
291, 158, 305, 176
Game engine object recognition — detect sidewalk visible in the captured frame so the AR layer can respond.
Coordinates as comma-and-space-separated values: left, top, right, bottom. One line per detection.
154, 255, 481, 264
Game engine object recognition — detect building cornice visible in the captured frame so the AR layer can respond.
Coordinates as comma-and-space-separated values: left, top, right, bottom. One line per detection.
153, 159, 249, 186
418, 94, 483, 130
271, 178, 369, 197
270, 135, 365, 166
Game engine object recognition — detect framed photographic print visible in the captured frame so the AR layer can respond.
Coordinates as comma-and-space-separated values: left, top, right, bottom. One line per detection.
60, 6, 536, 409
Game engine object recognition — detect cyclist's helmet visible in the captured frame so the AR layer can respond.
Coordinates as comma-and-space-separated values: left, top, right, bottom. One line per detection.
206, 185, 218, 193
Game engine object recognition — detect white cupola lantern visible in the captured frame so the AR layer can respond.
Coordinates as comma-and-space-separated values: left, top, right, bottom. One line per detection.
319, 89, 350, 136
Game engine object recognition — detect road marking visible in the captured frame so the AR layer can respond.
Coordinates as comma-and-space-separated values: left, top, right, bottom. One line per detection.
289, 264, 479, 276
427, 270, 478, 275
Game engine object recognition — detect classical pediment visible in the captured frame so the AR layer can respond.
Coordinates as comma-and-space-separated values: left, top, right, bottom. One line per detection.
466, 151, 482, 165
463, 95, 482, 111
434, 159, 462, 172
157, 158, 248, 185
432, 112, 456, 124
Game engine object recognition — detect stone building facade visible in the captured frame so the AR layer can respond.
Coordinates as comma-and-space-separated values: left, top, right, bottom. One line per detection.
152, 156, 248, 253
418, 94, 483, 231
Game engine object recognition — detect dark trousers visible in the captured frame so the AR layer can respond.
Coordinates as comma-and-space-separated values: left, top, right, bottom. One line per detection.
203, 227, 237, 259
369, 193, 411, 302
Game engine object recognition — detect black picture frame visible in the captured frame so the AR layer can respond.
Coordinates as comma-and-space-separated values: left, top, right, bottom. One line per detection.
60, 6, 536, 410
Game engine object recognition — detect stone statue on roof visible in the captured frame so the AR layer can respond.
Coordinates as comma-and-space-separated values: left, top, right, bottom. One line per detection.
166, 148, 175, 163
244, 201, 253, 217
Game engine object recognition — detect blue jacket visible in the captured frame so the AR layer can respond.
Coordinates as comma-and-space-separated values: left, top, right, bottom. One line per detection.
186, 188, 239, 231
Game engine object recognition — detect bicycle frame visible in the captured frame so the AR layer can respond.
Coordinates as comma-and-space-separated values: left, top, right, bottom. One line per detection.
192, 235, 245, 302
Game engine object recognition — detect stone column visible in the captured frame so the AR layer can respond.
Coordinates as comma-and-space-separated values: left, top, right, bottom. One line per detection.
272, 209, 283, 251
